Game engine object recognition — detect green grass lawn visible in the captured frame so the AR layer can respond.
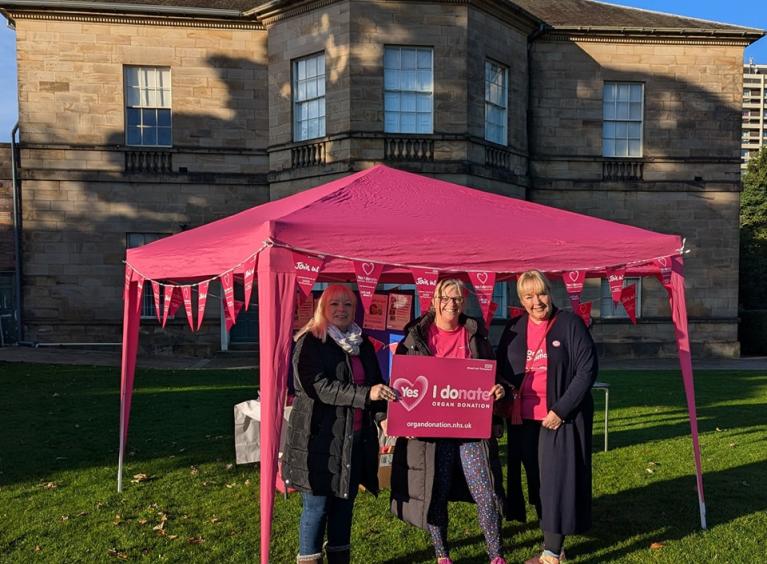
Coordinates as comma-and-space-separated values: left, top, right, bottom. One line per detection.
0, 363, 765, 563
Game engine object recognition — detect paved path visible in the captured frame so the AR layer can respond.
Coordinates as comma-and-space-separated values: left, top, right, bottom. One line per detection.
1, 345, 766, 371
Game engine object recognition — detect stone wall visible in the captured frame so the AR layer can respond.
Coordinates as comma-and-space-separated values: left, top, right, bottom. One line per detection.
529, 38, 744, 356
0, 144, 13, 272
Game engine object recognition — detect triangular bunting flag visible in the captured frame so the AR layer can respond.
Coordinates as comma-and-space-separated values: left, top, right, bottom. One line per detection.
654, 256, 673, 287
243, 255, 257, 311
161, 285, 176, 328
564, 270, 586, 308
224, 299, 245, 332
293, 252, 324, 301
181, 286, 194, 331
353, 260, 384, 314
367, 335, 386, 353
221, 271, 235, 322
607, 266, 626, 303
620, 284, 638, 325
575, 301, 593, 327
411, 267, 439, 315
468, 271, 496, 323
152, 281, 161, 323
196, 281, 209, 331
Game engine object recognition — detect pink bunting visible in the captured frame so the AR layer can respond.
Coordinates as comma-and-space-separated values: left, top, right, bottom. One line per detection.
161, 285, 176, 328
388, 342, 399, 355
353, 260, 383, 314
575, 301, 593, 327
411, 267, 439, 315
620, 284, 637, 325
485, 301, 498, 328
606, 266, 626, 303
196, 281, 209, 331
243, 255, 257, 311
468, 271, 496, 324
564, 270, 586, 307
134, 276, 145, 314
152, 281, 161, 323
367, 335, 386, 353
509, 306, 525, 318
221, 271, 235, 321
293, 252, 324, 301
654, 256, 673, 287
181, 286, 194, 331
224, 299, 245, 332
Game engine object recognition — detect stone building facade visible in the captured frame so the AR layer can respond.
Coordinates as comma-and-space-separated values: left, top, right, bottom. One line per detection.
0, 0, 762, 356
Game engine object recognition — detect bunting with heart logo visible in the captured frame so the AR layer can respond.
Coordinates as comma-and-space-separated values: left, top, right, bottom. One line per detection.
221, 271, 235, 322
242, 255, 257, 311
654, 256, 673, 290
411, 267, 439, 314
353, 260, 384, 314
134, 275, 145, 315
509, 306, 525, 318
564, 270, 586, 307
152, 281, 162, 323
293, 251, 324, 302
620, 284, 638, 324
196, 280, 209, 331
224, 299, 245, 332
607, 266, 626, 303
468, 271, 496, 324
575, 301, 593, 327
181, 286, 194, 331
161, 285, 182, 328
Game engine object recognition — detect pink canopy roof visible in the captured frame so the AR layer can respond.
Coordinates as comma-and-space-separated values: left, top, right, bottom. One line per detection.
127, 164, 682, 280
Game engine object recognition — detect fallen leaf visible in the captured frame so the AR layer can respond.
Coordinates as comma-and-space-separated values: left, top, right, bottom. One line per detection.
729, 443, 736, 448
41, 482, 58, 490
715, 427, 722, 432
131, 473, 151, 484
225, 482, 236, 489
210, 517, 221, 524
645, 468, 654, 474
137, 518, 148, 525
190, 466, 199, 476
77, 511, 89, 517
34, 545, 42, 553
650, 542, 664, 550
167, 534, 178, 540
113, 514, 122, 526
60, 515, 69, 521
107, 548, 129, 560
226, 464, 234, 471
155, 528, 167, 537
187, 536, 205, 545
244, 479, 251, 487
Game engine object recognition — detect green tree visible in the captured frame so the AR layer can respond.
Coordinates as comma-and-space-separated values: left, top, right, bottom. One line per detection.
740, 146, 767, 308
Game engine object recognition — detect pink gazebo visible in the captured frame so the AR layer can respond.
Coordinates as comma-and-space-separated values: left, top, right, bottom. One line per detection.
119, 164, 706, 563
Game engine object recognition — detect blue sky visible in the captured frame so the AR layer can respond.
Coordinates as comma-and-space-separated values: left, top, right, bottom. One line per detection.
1, 1, 766, 142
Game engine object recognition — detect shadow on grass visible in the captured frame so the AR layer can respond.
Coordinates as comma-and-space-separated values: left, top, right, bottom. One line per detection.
0, 363, 258, 485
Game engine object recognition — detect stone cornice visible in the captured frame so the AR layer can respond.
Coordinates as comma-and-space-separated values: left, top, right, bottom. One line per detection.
8, 9, 265, 30
544, 28, 759, 47
244, 0, 340, 27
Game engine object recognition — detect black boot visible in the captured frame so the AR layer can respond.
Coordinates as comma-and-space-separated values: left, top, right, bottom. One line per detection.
325, 547, 350, 564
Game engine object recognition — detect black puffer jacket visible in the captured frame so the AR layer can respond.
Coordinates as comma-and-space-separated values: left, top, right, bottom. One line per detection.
282, 332, 386, 498
389, 312, 506, 529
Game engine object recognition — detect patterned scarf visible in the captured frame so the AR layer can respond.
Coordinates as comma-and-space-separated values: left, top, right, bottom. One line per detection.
327, 322, 363, 356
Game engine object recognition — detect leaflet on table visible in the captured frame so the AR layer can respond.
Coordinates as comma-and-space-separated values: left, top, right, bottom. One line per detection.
386, 355, 496, 439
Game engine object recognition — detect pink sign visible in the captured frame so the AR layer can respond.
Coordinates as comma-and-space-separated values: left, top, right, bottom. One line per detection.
564, 270, 585, 305
196, 281, 209, 331
353, 260, 383, 313
509, 306, 525, 318
243, 255, 257, 311
607, 266, 626, 303
387, 356, 496, 439
221, 271, 235, 321
181, 286, 194, 331
411, 267, 439, 314
468, 271, 496, 324
620, 284, 638, 325
654, 256, 673, 287
293, 252, 324, 300
152, 281, 161, 322
576, 301, 592, 327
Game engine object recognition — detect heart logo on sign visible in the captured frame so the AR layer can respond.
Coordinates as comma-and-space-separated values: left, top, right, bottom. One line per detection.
569, 271, 579, 282
362, 262, 375, 276
658, 257, 668, 267
476, 272, 488, 285
392, 375, 428, 412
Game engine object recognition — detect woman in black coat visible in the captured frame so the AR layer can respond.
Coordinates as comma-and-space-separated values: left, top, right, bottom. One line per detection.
282, 285, 396, 564
389, 278, 508, 564
497, 270, 597, 564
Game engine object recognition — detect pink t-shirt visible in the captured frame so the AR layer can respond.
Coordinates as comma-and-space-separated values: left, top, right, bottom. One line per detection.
427, 324, 470, 359
350, 355, 366, 431
521, 318, 548, 421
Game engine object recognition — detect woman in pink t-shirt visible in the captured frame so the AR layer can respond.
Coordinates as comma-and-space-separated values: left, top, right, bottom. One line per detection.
496, 271, 597, 564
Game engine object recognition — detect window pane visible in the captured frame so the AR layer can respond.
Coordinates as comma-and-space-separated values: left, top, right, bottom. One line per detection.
603, 121, 615, 139
385, 92, 400, 111
615, 138, 628, 156
384, 47, 400, 69
159, 68, 171, 90
615, 122, 627, 138
628, 139, 641, 156
603, 139, 615, 157
384, 113, 399, 132
417, 48, 431, 69
417, 70, 432, 92
417, 112, 432, 133
603, 83, 615, 102
402, 92, 416, 112
416, 93, 431, 112
158, 109, 171, 127
125, 67, 139, 88
157, 127, 172, 146
142, 127, 157, 146
318, 97, 325, 117
629, 102, 642, 120
317, 78, 325, 97
144, 68, 156, 88
401, 113, 416, 132
618, 84, 630, 101
126, 87, 140, 106
297, 80, 307, 101
384, 69, 399, 90
126, 126, 141, 145
159, 89, 171, 108
143, 109, 157, 126
306, 56, 317, 78
628, 122, 641, 139
630, 84, 642, 102
127, 108, 141, 126
297, 59, 305, 79
604, 102, 616, 120
616, 102, 629, 120
403, 70, 416, 90
402, 48, 416, 69
307, 79, 317, 99
317, 55, 325, 76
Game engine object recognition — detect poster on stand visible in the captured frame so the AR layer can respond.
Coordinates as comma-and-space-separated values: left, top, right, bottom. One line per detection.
363, 293, 388, 331
293, 297, 316, 330
386, 293, 413, 331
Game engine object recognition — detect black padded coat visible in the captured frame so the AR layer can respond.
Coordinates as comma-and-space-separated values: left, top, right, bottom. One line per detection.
282, 332, 386, 498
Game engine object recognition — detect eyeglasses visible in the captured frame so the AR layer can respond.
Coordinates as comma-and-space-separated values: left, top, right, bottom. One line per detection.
438, 296, 464, 305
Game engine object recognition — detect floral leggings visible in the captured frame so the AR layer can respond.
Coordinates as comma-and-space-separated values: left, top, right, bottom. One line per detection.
426, 440, 503, 560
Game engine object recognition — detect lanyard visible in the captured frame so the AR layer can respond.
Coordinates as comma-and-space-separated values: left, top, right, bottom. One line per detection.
524, 313, 558, 372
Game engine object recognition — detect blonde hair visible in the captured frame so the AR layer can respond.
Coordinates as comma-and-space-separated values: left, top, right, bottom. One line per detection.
516, 270, 552, 301
430, 278, 466, 313
295, 284, 357, 342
